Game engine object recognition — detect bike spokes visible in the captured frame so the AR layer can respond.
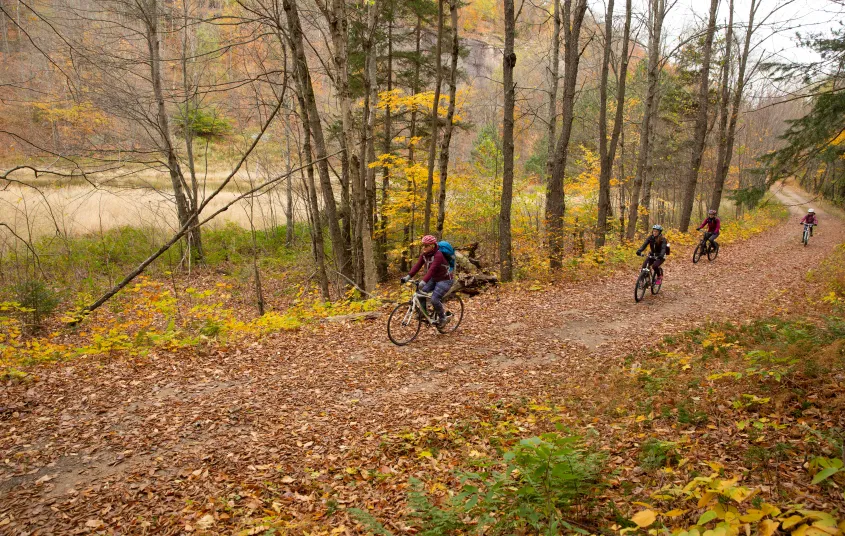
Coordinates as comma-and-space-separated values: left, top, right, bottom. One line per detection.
387, 302, 422, 346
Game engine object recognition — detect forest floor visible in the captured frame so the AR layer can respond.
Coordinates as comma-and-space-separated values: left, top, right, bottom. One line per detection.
1, 184, 844, 535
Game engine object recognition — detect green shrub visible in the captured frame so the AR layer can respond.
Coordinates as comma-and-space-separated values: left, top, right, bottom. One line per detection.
13, 279, 60, 329
351, 433, 605, 535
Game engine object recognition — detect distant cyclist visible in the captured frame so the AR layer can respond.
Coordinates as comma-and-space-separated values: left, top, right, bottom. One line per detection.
636, 224, 668, 286
697, 209, 721, 251
801, 208, 818, 237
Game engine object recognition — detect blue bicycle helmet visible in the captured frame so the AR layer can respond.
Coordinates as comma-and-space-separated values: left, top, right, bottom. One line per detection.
652, 224, 663, 232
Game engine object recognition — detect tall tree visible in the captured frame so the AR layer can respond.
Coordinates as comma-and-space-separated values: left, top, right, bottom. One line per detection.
436, 0, 459, 235
423, 0, 444, 235
283, 0, 351, 279
544, 0, 561, 197
678, 0, 720, 232
499, 0, 516, 281
626, 0, 667, 238
710, 0, 757, 212
546, 0, 588, 268
596, 0, 632, 246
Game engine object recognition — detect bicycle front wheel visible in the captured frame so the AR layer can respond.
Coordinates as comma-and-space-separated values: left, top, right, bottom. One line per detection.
693, 243, 703, 264
651, 274, 662, 294
707, 243, 719, 261
635, 273, 649, 302
803, 229, 809, 246
387, 302, 422, 346
437, 294, 464, 334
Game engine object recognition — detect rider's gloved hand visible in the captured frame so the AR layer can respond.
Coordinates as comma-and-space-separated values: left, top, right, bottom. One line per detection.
636, 251, 643, 257
400, 275, 410, 284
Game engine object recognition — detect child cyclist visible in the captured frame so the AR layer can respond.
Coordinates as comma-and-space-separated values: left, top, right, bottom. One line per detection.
636, 225, 668, 285
801, 208, 818, 237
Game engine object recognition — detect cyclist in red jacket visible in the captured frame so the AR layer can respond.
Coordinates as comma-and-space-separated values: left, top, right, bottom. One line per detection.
801, 208, 818, 237
697, 209, 721, 251
401, 235, 453, 327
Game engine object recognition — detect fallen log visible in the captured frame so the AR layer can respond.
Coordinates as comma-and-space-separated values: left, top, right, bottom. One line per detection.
323, 311, 384, 323
446, 244, 498, 297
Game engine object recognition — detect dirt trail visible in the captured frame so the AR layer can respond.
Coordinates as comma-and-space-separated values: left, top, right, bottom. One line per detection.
1, 185, 842, 534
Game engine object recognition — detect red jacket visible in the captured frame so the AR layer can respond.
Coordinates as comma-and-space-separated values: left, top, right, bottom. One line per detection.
698, 217, 721, 234
409, 247, 452, 283
801, 214, 817, 225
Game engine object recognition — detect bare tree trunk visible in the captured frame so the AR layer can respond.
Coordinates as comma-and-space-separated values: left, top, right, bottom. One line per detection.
500, 0, 516, 281
596, 0, 632, 247
423, 0, 444, 235
377, 18, 393, 282
711, 0, 756, 212
295, 94, 331, 300
545, 0, 560, 189
283, 0, 349, 279
711, 0, 733, 215
180, 0, 204, 261
546, 0, 588, 268
329, 0, 377, 290
639, 125, 657, 232
285, 120, 295, 246
402, 15, 422, 271
436, 0, 459, 235
626, 0, 665, 238
145, 0, 192, 255
678, 0, 719, 232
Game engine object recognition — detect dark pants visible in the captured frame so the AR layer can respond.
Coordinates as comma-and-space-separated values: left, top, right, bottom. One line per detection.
421, 279, 453, 319
644, 256, 664, 278
704, 231, 719, 247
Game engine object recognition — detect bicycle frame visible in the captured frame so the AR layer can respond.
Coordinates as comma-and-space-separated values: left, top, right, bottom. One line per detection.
404, 280, 436, 325
640, 253, 657, 277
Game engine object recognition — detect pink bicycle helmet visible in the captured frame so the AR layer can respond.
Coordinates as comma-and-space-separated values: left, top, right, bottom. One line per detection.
421, 235, 437, 245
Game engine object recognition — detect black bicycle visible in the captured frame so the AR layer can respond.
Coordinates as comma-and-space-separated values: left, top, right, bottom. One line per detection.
634, 253, 662, 303
387, 280, 464, 346
802, 223, 815, 247
693, 230, 719, 263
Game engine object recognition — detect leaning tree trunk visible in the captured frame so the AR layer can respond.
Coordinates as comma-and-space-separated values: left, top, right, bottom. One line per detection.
546, 0, 588, 268
436, 0, 459, 235
678, 0, 719, 232
499, 0, 516, 281
596, 0, 632, 247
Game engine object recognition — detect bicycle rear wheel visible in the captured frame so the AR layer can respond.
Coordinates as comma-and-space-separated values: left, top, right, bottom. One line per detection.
693, 243, 703, 264
707, 243, 719, 261
387, 302, 422, 346
634, 273, 649, 302
437, 294, 464, 334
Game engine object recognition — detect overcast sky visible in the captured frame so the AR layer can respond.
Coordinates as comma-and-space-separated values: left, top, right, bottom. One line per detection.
662, 0, 845, 64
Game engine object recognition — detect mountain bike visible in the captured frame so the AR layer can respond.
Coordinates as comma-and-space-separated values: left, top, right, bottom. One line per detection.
387, 280, 464, 346
802, 223, 815, 246
693, 230, 719, 263
634, 253, 662, 303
